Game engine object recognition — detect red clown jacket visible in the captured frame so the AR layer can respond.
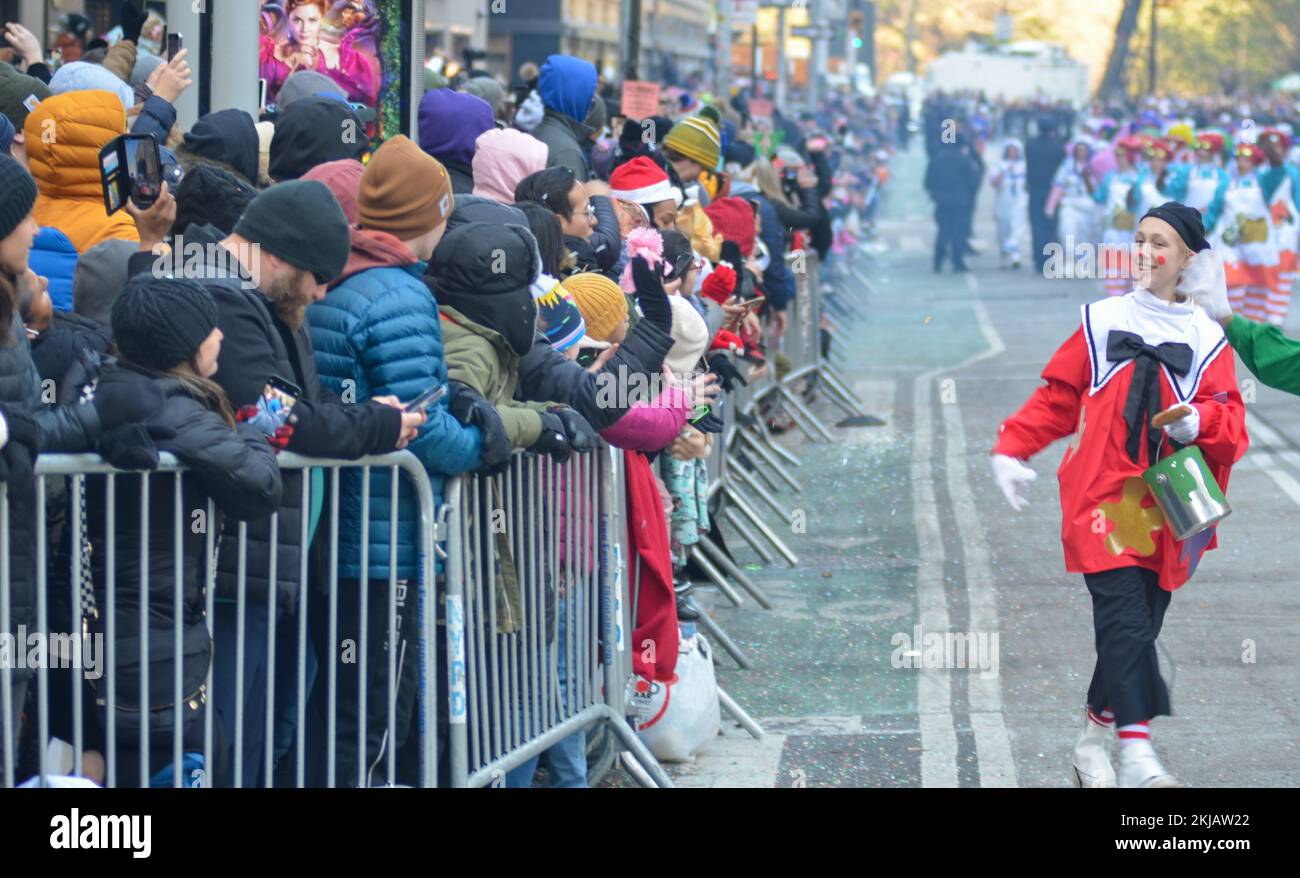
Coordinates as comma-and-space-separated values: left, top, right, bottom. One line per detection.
992, 289, 1249, 591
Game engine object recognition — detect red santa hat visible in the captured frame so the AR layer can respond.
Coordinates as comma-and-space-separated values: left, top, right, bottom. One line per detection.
1260, 128, 1290, 150
702, 196, 757, 257
1194, 131, 1225, 155
608, 156, 678, 206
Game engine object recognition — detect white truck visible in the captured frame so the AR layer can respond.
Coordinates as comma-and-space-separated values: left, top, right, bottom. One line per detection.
923, 41, 1090, 107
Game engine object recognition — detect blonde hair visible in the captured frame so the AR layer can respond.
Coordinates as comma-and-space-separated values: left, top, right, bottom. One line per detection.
754, 159, 792, 209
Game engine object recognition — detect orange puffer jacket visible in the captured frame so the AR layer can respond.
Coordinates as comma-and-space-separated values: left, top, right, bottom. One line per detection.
24, 90, 139, 252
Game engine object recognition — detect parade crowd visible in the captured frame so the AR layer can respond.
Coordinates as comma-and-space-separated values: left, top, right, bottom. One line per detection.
0, 8, 891, 787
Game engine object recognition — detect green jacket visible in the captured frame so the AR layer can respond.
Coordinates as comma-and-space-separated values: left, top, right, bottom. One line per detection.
438, 304, 548, 448
1225, 314, 1300, 393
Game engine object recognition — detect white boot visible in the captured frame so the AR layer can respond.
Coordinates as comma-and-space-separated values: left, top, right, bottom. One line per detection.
1117, 739, 1183, 788
1071, 712, 1116, 788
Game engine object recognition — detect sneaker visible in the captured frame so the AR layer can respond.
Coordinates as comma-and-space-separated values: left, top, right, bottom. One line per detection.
1070, 712, 1116, 788
1117, 739, 1183, 788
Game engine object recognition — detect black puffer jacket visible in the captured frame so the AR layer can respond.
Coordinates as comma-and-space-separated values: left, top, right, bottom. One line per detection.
515, 316, 675, 431
84, 364, 281, 707
86, 364, 283, 629
0, 312, 105, 679
127, 224, 401, 612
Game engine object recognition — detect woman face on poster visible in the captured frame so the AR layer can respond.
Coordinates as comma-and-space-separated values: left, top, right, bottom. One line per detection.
288, 0, 325, 55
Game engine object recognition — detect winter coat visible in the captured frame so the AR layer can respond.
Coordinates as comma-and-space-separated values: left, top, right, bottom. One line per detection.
28, 227, 78, 312
515, 312, 675, 431
438, 305, 546, 448
25, 91, 139, 252
531, 108, 593, 182
0, 312, 106, 678
599, 386, 690, 451
126, 223, 401, 610
309, 228, 483, 580
417, 89, 494, 195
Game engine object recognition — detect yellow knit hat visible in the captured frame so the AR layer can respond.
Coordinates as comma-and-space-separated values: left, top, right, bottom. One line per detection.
561, 272, 629, 342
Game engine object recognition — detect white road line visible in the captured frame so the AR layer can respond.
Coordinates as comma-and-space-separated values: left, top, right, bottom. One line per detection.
1243, 413, 1300, 507
912, 363, 958, 787
941, 296, 1018, 787
965, 272, 980, 292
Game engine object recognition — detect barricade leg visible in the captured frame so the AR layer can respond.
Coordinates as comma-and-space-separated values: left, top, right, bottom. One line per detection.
692, 606, 753, 669
693, 536, 772, 609
722, 508, 776, 566
776, 384, 837, 443
723, 485, 800, 567
717, 686, 764, 740
737, 430, 803, 493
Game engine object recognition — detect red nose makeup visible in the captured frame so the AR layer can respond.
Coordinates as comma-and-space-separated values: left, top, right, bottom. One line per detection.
1156, 255, 1166, 265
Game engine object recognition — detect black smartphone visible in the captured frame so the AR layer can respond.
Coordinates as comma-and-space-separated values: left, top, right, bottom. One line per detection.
403, 383, 447, 414
99, 134, 162, 214
167, 32, 182, 61
258, 77, 268, 112
248, 376, 302, 435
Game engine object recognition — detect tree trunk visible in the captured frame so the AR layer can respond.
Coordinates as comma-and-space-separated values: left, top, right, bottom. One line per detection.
1097, 0, 1144, 101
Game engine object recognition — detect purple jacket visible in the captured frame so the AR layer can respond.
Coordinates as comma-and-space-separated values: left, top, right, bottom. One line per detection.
418, 89, 494, 184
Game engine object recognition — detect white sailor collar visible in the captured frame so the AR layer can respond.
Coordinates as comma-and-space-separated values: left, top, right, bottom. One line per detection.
1081, 287, 1228, 401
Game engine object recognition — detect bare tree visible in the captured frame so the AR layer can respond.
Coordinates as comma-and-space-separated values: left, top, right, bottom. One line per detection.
1097, 0, 1144, 101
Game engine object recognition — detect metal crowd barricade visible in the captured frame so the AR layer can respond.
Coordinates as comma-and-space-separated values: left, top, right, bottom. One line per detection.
0, 450, 441, 789
443, 445, 670, 788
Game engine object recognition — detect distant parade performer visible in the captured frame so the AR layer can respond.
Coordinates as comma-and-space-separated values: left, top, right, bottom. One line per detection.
1130, 138, 1189, 220
1184, 131, 1229, 235
1027, 116, 1066, 273
990, 139, 1027, 269
1094, 135, 1143, 297
990, 202, 1249, 788
1257, 128, 1300, 323
1045, 140, 1098, 269
1214, 142, 1279, 323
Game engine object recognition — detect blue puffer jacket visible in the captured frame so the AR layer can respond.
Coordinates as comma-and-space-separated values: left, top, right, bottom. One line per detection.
308, 229, 483, 580
29, 227, 78, 312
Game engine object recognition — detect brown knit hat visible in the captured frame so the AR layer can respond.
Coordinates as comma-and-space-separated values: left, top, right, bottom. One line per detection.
358, 135, 455, 239
561, 272, 628, 342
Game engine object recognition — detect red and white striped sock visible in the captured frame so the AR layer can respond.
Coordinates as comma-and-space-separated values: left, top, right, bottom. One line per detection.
1117, 721, 1151, 747
1087, 706, 1115, 728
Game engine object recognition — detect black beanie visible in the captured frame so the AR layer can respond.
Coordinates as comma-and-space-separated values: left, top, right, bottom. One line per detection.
183, 109, 261, 186
234, 179, 350, 284
112, 276, 219, 372
173, 165, 258, 237
268, 96, 366, 182
1142, 202, 1211, 253
0, 155, 37, 242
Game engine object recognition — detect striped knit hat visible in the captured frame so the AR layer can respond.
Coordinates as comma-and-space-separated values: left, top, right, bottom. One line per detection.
532, 273, 586, 353
663, 115, 722, 171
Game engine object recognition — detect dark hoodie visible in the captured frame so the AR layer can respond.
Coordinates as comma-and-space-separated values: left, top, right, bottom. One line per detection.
182, 109, 260, 186
269, 96, 367, 182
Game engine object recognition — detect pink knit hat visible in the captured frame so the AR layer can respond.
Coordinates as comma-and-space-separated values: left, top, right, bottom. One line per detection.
471, 128, 548, 204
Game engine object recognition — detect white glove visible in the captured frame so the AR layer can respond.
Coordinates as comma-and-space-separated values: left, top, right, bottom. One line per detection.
1177, 248, 1231, 321
990, 453, 1037, 511
1162, 406, 1200, 445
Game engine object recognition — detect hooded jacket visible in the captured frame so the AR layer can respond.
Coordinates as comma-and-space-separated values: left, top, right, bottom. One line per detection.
428, 222, 550, 448
417, 89, 495, 194
24, 91, 139, 252
183, 109, 261, 186
28, 226, 78, 312
531, 55, 598, 182
471, 127, 548, 204
309, 228, 483, 580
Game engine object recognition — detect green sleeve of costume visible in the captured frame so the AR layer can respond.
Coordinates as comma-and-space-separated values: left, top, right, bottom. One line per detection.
1226, 314, 1300, 394
496, 403, 543, 449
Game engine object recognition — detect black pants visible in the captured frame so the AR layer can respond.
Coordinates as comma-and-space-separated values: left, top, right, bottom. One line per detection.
1029, 188, 1055, 272
304, 576, 421, 787
1083, 567, 1172, 728
933, 206, 969, 271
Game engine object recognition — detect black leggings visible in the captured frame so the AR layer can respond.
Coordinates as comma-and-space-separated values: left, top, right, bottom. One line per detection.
1084, 567, 1172, 728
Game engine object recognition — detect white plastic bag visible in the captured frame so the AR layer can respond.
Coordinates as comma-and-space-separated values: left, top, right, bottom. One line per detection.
634, 634, 721, 762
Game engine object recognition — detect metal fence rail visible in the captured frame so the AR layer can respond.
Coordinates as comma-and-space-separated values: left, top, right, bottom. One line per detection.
0, 450, 441, 789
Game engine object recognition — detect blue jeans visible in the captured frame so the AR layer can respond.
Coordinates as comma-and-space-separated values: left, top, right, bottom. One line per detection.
504, 592, 587, 788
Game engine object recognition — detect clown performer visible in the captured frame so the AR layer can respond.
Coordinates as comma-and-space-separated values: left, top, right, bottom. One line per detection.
1045, 140, 1099, 271
1214, 142, 1279, 323
989, 202, 1249, 788
1184, 131, 1229, 238
1131, 138, 1190, 220
1256, 128, 1300, 323
989, 139, 1028, 269
1093, 135, 1143, 297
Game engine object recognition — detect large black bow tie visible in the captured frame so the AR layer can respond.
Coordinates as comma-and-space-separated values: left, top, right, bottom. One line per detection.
1106, 330, 1194, 464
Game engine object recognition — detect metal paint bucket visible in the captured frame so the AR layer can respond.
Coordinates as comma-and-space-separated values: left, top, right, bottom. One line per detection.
1142, 446, 1231, 541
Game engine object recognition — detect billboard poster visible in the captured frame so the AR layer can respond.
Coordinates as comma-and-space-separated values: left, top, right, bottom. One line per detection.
258, 0, 407, 141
